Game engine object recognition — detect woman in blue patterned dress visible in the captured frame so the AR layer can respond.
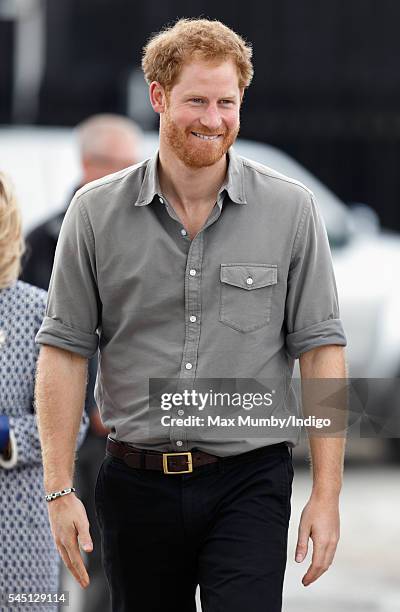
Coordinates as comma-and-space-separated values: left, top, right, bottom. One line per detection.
0, 173, 87, 611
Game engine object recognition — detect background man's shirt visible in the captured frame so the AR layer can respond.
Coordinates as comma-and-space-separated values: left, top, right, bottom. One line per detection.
35, 148, 346, 456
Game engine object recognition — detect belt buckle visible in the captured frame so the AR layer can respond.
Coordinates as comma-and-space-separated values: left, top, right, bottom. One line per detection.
162, 451, 193, 474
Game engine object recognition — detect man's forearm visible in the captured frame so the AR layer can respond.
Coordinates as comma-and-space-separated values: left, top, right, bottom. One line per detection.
299, 345, 348, 498
35, 345, 88, 491
308, 437, 345, 498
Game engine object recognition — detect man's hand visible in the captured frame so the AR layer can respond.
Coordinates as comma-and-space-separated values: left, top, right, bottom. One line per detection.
36, 345, 92, 587
295, 492, 340, 586
47, 493, 93, 588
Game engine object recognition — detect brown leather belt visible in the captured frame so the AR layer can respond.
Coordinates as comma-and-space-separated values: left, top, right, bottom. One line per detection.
106, 436, 219, 474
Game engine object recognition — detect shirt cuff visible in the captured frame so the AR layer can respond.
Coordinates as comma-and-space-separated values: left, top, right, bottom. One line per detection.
35, 316, 99, 359
0, 430, 18, 469
285, 318, 347, 359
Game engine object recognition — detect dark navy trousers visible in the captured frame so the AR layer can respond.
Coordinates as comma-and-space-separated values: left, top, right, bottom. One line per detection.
95, 442, 293, 612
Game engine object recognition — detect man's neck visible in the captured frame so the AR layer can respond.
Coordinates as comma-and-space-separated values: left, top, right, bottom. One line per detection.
158, 141, 228, 213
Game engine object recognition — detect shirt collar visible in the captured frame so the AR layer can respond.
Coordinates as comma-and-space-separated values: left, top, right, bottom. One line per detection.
134, 147, 247, 207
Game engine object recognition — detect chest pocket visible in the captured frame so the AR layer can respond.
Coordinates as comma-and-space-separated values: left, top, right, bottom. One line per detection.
219, 263, 278, 332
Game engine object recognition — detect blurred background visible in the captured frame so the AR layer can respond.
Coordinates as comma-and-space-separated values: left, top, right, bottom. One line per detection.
0, 1, 399, 611
2, 0, 400, 231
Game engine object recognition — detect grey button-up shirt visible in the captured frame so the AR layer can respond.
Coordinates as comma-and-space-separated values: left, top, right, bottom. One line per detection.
36, 148, 346, 455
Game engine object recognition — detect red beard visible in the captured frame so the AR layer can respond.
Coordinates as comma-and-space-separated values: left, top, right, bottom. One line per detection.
163, 110, 239, 168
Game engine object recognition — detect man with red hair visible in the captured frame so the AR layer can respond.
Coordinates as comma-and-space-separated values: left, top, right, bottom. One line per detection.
36, 18, 347, 612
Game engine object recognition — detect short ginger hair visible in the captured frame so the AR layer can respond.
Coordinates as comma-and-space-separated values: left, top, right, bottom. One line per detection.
142, 18, 253, 92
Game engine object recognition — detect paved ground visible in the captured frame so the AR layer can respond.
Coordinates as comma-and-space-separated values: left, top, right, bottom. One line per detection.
66, 459, 400, 611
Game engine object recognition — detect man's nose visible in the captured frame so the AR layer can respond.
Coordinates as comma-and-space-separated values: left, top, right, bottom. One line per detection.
199, 105, 223, 131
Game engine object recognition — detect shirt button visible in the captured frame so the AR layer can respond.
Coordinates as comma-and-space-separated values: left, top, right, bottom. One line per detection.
185, 362, 193, 370
246, 277, 254, 285
180, 228, 187, 236
176, 440, 183, 447
189, 315, 197, 323
177, 409, 185, 416
159, 196, 164, 204
189, 269, 197, 276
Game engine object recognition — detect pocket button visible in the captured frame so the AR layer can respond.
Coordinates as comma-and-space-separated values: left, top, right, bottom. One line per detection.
219, 263, 278, 333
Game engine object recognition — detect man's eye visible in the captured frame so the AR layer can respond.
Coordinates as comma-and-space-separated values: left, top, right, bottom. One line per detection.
220, 100, 233, 105
190, 98, 204, 103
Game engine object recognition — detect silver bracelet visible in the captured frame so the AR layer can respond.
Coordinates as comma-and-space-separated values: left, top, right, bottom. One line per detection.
45, 487, 76, 502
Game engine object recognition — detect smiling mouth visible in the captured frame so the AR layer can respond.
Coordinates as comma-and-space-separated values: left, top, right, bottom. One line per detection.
191, 131, 222, 141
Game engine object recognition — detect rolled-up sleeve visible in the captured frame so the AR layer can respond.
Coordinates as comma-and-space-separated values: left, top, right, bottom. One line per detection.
285, 193, 347, 359
35, 193, 100, 358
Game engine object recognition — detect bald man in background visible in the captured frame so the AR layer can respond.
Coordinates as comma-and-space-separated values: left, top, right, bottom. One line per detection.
21, 113, 142, 612
21, 113, 142, 289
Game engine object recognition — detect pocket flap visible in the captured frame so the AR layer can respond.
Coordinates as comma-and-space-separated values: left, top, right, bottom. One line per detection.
220, 263, 277, 290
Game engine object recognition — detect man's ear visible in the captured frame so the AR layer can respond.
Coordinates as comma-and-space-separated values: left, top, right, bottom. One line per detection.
149, 82, 167, 114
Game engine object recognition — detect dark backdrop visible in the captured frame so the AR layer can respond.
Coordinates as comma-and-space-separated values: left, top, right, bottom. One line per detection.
0, 19, 14, 123
12, 1, 400, 229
